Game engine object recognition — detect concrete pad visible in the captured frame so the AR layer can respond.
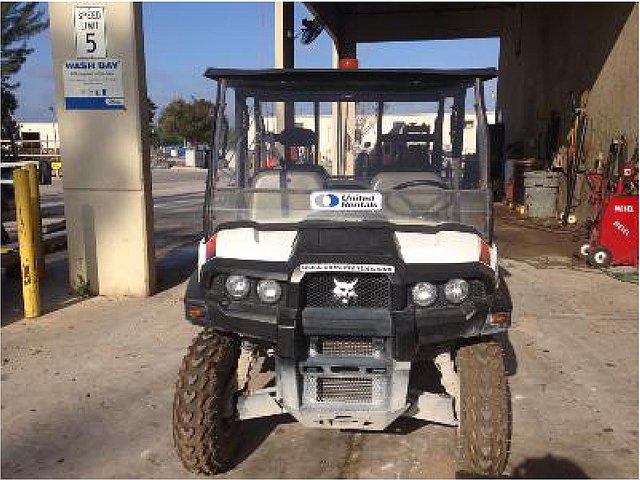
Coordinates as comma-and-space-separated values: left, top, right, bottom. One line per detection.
2, 171, 637, 478
3, 257, 637, 478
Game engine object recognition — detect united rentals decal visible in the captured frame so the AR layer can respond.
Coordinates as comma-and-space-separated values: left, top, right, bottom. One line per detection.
300, 264, 395, 273
310, 191, 383, 211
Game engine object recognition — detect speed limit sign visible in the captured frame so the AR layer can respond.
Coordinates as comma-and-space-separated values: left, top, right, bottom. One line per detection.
74, 6, 106, 58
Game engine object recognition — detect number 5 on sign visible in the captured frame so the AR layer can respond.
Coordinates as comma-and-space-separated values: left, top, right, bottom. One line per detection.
74, 6, 106, 58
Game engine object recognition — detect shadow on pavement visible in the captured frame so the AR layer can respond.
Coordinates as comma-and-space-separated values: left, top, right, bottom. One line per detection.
498, 332, 518, 377
382, 416, 431, 435
511, 454, 589, 478
2, 239, 198, 328
1, 253, 84, 327
454, 454, 588, 478
231, 414, 296, 469
154, 242, 197, 294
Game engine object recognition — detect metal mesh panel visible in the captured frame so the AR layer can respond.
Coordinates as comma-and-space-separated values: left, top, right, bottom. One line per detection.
303, 273, 391, 308
318, 377, 372, 403
302, 375, 388, 407
319, 336, 375, 357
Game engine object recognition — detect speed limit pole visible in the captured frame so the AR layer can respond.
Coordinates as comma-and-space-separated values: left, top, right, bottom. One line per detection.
49, 3, 155, 296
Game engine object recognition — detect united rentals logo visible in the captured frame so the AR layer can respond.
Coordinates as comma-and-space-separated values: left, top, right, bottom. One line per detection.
332, 278, 358, 305
313, 193, 340, 208
310, 191, 382, 211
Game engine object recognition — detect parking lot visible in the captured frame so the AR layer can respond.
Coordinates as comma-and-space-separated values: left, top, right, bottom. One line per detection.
1, 169, 637, 478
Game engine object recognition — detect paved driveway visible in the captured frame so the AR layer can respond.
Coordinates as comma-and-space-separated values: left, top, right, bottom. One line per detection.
2, 170, 637, 478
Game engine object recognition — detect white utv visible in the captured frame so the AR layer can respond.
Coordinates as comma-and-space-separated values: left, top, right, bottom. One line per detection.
173, 68, 512, 476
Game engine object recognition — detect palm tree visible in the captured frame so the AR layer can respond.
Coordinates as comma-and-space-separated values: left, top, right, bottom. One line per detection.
1, 2, 48, 124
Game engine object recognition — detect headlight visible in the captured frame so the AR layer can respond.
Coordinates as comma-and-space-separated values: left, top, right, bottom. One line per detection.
444, 279, 469, 304
257, 279, 282, 304
412, 282, 438, 307
225, 275, 250, 299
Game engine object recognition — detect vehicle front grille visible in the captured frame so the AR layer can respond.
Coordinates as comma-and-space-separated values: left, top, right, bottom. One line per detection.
303, 273, 391, 308
302, 375, 388, 406
318, 336, 376, 357
317, 377, 372, 403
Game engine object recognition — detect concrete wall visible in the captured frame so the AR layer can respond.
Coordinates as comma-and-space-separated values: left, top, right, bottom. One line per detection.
498, 3, 638, 161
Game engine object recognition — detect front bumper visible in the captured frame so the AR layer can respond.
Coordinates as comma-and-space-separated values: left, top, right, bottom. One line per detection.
184, 270, 511, 360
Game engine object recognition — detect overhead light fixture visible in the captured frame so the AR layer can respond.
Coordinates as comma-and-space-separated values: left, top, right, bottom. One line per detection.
300, 17, 323, 45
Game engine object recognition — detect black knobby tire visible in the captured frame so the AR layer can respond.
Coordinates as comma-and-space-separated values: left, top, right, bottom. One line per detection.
456, 341, 510, 476
173, 329, 240, 475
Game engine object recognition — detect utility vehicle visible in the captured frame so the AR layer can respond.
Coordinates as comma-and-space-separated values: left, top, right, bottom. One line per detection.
173, 68, 512, 476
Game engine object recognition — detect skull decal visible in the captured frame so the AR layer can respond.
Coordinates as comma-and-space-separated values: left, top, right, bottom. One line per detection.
332, 278, 359, 305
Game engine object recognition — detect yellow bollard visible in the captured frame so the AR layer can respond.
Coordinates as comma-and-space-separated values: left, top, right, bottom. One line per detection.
26, 164, 44, 279
13, 168, 41, 318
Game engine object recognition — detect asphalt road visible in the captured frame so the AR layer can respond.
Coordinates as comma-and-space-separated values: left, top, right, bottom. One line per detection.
1, 169, 637, 478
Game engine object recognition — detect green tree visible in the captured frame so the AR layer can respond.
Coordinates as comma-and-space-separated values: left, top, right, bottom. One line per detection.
158, 97, 214, 145
1, 2, 48, 124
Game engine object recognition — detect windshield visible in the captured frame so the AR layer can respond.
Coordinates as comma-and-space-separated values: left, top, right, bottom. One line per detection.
206, 72, 492, 239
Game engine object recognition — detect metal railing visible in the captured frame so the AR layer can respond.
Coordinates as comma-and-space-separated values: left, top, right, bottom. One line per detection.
1, 137, 62, 184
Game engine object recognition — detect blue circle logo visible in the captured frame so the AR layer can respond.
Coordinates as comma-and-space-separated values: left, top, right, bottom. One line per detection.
315, 194, 340, 208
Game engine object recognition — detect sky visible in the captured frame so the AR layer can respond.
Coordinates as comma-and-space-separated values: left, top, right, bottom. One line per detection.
13, 2, 500, 121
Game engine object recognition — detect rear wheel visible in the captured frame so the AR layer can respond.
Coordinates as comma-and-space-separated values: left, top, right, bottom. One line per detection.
588, 246, 613, 268
173, 329, 240, 475
456, 341, 510, 476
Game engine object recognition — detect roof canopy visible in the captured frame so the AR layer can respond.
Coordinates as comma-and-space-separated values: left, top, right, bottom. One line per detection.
205, 68, 497, 82
304, 3, 505, 43
204, 68, 498, 98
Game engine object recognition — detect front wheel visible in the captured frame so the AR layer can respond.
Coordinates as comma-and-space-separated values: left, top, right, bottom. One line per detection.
579, 243, 592, 257
172, 329, 240, 475
456, 341, 510, 476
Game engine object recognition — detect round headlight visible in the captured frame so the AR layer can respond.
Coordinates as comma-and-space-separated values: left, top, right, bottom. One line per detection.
412, 282, 438, 307
257, 279, 282, 304
444, 279, 469, 304
225, 274, 250, 299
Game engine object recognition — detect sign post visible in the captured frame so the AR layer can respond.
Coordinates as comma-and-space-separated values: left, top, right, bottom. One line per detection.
50, 3, 155, 296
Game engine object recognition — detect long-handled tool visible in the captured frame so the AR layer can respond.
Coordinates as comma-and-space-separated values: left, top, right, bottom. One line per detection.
561, 92, 589, 226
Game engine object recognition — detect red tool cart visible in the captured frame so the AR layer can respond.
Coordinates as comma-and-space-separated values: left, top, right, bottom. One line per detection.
583, 194, 638, 267
581, 139, 639, 267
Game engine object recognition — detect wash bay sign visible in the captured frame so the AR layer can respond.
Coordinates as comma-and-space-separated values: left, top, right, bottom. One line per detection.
63, 5, 125, 110
63, 59, 125, 109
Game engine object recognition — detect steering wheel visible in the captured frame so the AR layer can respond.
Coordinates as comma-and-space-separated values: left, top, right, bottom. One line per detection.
383, 188, 450, 221
392, 179, 446, 190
